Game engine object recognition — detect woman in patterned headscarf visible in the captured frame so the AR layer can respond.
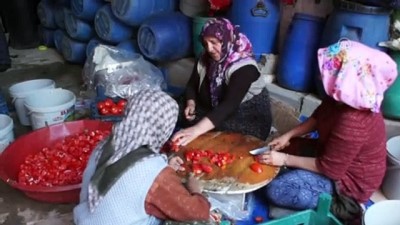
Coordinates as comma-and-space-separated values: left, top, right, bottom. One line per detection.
172, 18, 272, 145
73, 90, 211, 225
257, 40, 397, 224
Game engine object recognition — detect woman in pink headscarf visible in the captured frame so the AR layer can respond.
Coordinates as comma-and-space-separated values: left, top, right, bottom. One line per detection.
257, 40, 397, 224
172, 18, 272, 145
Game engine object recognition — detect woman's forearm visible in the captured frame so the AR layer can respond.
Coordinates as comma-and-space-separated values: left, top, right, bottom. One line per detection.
285, 117, 317, 139
193, 117, 215, 135
286, 155, 320, 173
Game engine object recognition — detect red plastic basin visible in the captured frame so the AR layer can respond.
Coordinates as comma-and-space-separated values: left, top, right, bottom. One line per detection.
0, 120, 113, 204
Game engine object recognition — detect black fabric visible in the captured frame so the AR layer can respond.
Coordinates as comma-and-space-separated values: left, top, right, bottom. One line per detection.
0, 26, 10, 72
180, 88, 272, 141
185, 63, 260, 127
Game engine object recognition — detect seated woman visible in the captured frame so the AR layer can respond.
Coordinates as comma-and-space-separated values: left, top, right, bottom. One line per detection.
74, 90, 211, 225
172, 18, 272, 146
257, 40, 397, 224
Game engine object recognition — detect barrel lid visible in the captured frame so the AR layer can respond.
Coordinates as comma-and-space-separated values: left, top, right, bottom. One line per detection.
334, 0, 392, 14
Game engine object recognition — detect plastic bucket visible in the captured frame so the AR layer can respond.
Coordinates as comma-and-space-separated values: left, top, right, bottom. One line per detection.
61, 35, 87, 64
193, 16, 213, 58
277, 13, 325, 92
24, 89, 76, 130
37, 1, 57, 29
228, 0, 281, 60
382, 165, 400, 200
363, 200, 400, 224
54, 5, 66, 29
116, 39, 139, 55
86, 37, 110, 58
71, 0, 105, 21
0, 114, 14, 154
64, 9, 94, 42
94, 4, 133, 44
112, 0, 177, 26
180, 0, 209, 18
138, 12, 192, 61
54, 29, 67, 53
387, 136, 400, 165
9, 79, 56, 126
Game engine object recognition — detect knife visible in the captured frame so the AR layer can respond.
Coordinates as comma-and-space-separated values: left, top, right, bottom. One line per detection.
249, 146, 271, 155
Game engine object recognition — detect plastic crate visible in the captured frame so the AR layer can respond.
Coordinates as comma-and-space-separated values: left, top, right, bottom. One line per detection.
90, 97, 124, 123
261, 194, 343, 225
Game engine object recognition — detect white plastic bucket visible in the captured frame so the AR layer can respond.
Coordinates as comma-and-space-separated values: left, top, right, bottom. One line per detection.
382, 165, 400, 200
9, 79, 56, 126
0, 114, 14, 153
387, 136, 400, 165
24, 89, 76, 130
363, 200, 400, 225
179, 0, 209, 17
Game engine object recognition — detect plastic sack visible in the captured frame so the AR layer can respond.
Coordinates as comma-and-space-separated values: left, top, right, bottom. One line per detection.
83, 44, 166, 99
207, 192, 253, 221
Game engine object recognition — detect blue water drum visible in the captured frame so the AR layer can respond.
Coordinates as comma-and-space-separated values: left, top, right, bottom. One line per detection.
86, 37, 110, 58
37, 1, 57, 29
320, 0, 391, 51
228, 0, 280, 60
53, 29, 67, 52
94, 5, 133, 44
54, 5, 66, 29
61, 35, 87, 64
65, 9, 94, 42
117, 39, 139, 54
71, 0, 105, 21
112, 0, 178, 26
277, 13, 325, 92
39, 26, 55, 47
138, 12, 192, 61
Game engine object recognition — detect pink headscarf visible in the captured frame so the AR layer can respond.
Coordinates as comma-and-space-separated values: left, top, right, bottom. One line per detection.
317, 40, 398, 113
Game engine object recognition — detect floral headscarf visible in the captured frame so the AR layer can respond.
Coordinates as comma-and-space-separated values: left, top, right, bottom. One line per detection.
88, 89, 178, 212
318, 39, 397, 112
200, 17, 254, 107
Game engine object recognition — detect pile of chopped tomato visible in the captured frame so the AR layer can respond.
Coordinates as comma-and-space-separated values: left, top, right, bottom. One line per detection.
184, 149, 235, 175
160, 140, 180, 154
96, 98, 127, 116
18, 129, 110, 187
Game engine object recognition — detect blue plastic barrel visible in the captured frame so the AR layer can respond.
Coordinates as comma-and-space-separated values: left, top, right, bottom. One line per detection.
53, 29, 67, 53
228, 0, 280, 60
37, 1, 57, 29
54, 5, 66, 29
94, 5, 133, 44
64, 9, 94, 42
277, 13, 325, 92
138, 12, 192, 61
61, 35, 87, 64
112, 0, 178, 26
320, 0, 390, 51
71, 0, 105, 21
117, 39, 139, 54
39, 26, 55, 47
86, 37, 110, 58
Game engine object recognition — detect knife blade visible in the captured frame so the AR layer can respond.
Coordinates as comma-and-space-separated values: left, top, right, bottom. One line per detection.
249, 146, 270, 155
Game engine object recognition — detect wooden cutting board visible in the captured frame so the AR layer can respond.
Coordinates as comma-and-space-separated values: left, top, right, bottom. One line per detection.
176, 132, 280, 194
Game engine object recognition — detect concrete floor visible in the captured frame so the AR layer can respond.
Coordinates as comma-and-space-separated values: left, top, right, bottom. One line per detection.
0, 48, 81, 225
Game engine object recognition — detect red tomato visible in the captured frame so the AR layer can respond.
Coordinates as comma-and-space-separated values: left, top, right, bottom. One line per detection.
110, 106, 119, 115
100, 108, 110, 115
96, 102, 105, 110
104, 98, 115, 107
254, 216, 264, 223
117, 99, 127, 108
200, 164, 213, 173
192, 163, 203, 175
250, 162, 263, 174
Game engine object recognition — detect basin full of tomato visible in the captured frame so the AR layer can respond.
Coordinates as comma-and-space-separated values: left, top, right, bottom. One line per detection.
91, 97, 127, 122
18, 129, 110, 187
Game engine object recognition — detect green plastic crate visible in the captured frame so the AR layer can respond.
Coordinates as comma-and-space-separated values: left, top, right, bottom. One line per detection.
261, 193, 343, 225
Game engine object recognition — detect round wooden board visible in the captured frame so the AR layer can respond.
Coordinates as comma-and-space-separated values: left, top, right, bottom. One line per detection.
176, 132, 280, 194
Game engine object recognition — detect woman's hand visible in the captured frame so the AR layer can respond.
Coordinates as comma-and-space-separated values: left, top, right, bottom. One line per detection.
171, 126, 202, 146
168, 156, 185, 172
257, 151, 289, 167
186, 175, 203, 194
268, 133, 291, 151
184, 100, 196, 121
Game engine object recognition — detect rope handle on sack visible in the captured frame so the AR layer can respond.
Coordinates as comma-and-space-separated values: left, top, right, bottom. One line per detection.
328, 38, 352, 55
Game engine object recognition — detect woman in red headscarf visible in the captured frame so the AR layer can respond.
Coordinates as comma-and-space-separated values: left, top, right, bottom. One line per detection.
172, 18, 272, 146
